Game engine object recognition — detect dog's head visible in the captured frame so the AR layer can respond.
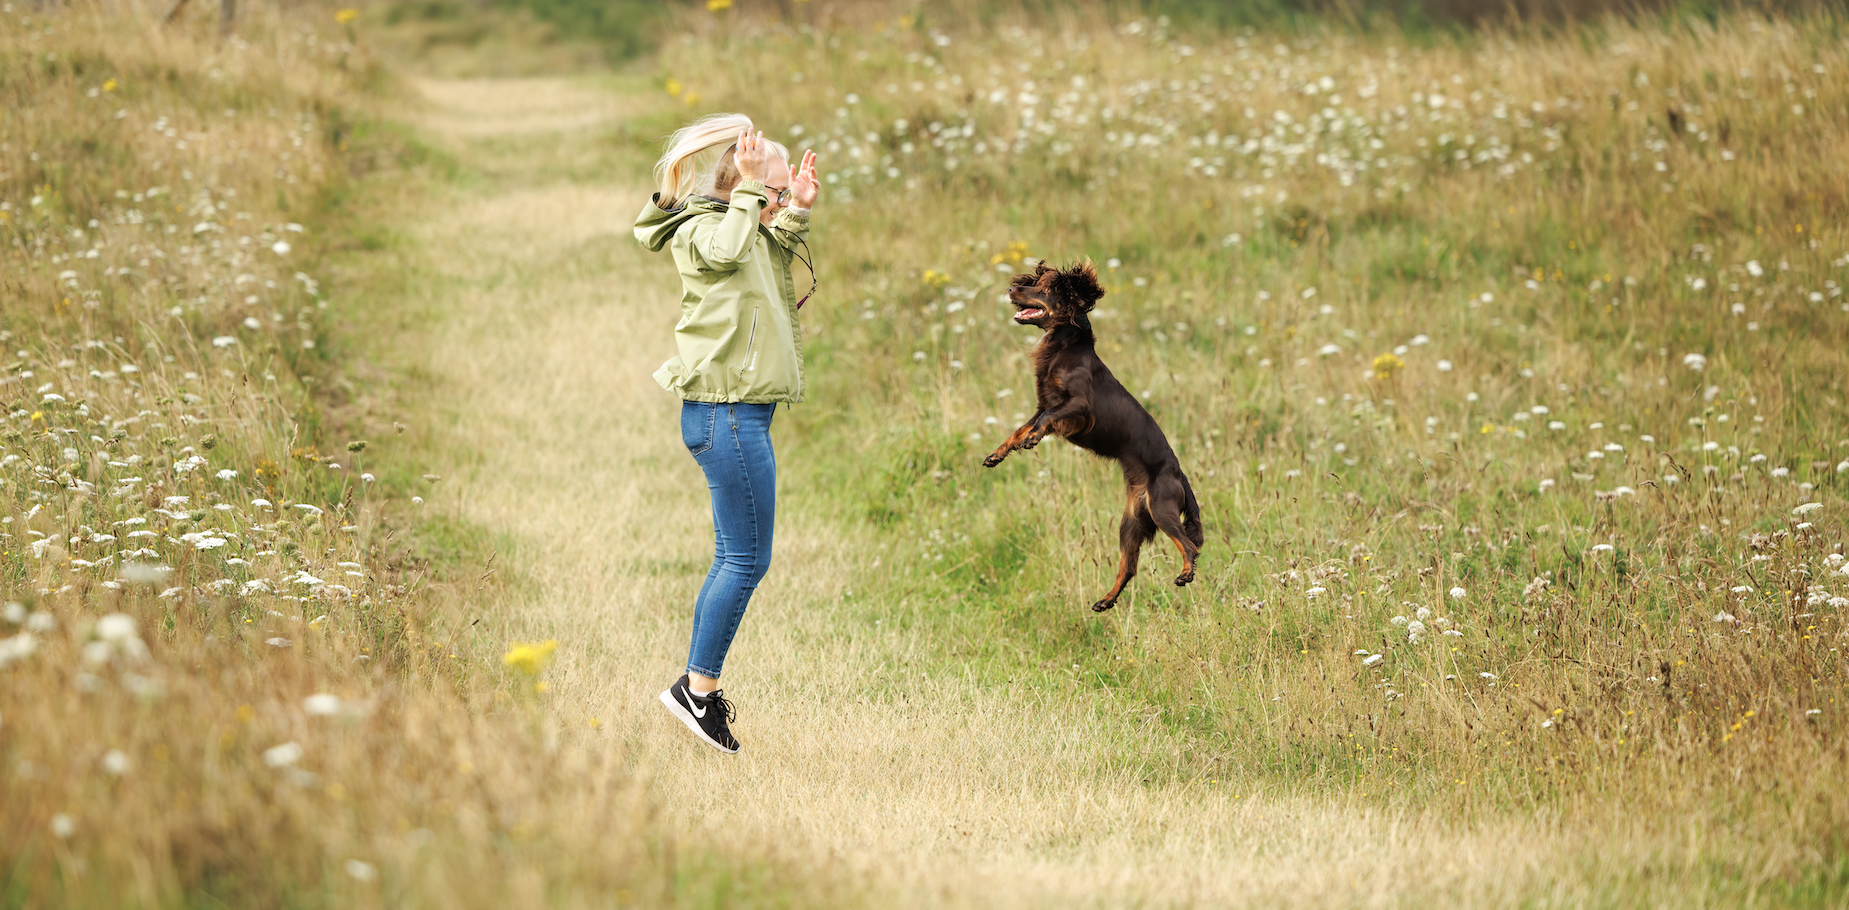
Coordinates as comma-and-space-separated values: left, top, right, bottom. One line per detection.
1008, 259, 1105, 329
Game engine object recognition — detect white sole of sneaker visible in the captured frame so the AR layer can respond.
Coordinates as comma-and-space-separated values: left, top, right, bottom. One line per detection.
659, 688, 739, 754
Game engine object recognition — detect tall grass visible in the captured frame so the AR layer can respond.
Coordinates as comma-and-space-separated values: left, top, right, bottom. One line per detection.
654, 0, 1849, 890
0, 4, 839, 907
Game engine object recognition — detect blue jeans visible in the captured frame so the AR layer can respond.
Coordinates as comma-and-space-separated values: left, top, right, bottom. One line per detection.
680, 401, 777, 679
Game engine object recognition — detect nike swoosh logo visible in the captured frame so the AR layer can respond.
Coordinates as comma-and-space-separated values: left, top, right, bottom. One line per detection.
688, 695, 707, 718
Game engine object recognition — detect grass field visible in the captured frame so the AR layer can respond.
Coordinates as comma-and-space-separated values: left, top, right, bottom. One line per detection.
7, 0, 1849, 906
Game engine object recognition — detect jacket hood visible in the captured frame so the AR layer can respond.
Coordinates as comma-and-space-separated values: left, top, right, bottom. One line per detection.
634, 193, 729, 252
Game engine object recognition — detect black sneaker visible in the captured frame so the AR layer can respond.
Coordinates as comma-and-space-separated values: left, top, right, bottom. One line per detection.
659, 675, 740, 753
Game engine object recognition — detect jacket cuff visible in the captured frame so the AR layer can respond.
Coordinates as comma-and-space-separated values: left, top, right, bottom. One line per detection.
731, 180, 768, 208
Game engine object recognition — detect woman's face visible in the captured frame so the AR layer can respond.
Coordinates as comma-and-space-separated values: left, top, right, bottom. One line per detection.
760, 155, 791, 225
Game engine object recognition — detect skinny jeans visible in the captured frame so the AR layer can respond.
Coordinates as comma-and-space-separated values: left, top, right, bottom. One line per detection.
680, 400, 777, 678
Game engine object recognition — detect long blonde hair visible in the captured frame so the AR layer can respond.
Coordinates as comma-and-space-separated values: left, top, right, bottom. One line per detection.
654, 113, 790, 210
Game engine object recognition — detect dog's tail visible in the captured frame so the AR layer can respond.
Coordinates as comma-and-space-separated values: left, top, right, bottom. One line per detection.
1179, 473, 1204, 547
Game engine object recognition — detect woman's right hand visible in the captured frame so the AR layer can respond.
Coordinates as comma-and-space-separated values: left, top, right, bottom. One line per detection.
734, 128, 768, 183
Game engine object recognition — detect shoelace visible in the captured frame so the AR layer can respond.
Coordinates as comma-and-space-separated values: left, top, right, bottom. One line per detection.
695, 689, 737, 724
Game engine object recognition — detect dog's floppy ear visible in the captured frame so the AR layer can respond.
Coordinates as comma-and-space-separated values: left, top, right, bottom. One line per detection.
1011, 260, 1059, 294
1053, 259, 1105, 314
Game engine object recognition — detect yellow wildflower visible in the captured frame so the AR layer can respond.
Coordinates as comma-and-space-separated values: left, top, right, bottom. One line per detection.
706, 0, 732, 10
1371, 352, 1405, 379
503, 639, 558, 677
103, 78, 117, 92
989, 240, 1031, 266
664, 78, 682, 97
334, 8, 358, 24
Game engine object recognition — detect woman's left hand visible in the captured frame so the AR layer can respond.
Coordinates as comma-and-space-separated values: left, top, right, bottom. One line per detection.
789, 149, 820, 209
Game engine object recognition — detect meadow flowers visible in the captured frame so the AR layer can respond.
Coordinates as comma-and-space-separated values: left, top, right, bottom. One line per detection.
503, 640, 559, 691
262, 741, 304, 767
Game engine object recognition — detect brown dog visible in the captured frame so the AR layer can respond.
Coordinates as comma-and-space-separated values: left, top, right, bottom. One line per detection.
982, 260, 1203, 612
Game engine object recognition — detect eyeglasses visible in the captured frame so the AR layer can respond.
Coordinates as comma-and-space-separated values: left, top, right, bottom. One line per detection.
766, 186, 792, 206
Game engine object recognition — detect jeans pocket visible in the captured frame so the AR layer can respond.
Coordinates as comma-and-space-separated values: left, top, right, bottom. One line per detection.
681, 402, 716, 456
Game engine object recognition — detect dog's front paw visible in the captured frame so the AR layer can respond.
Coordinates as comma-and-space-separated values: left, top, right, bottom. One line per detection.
1173, 569, 1196, 588
1020, 433, 1044, 450
1089, 598, 1117, 613
982, 452, 1006, 468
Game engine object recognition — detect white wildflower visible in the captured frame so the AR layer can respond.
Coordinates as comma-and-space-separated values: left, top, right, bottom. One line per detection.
0, 632, 37, 668
303, 693, 342, 717
262, 741, 304, 768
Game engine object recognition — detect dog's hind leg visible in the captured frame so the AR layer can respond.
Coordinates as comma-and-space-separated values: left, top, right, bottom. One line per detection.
1092, 493, 1156, 612
1149, 475, 1201, 587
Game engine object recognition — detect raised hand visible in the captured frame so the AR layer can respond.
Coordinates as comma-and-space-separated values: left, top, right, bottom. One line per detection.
789, 149, 820, 209
734, 128, 768, 183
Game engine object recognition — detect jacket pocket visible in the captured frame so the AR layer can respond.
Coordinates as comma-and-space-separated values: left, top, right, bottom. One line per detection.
680, 402, 716, 456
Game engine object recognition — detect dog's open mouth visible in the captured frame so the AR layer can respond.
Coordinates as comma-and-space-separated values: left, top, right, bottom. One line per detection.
1013, 306, 1047, 322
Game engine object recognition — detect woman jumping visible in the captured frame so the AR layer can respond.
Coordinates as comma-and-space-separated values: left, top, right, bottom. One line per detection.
635, 114, 820, 753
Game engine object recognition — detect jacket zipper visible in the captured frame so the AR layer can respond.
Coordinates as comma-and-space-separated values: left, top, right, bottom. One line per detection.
742, 310, 760, 373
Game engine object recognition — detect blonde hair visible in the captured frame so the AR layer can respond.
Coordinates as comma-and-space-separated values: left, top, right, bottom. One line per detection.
654, 113, 790, 210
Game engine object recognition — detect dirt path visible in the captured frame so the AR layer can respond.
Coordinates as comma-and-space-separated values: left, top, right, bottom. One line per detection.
398, 76, 1559, 909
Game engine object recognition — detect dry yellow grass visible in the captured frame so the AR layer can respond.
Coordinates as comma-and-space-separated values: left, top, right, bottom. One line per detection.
0, 7, 819, 908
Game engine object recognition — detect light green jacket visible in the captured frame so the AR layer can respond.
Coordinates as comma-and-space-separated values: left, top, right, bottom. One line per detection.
634, 180, 809, 404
